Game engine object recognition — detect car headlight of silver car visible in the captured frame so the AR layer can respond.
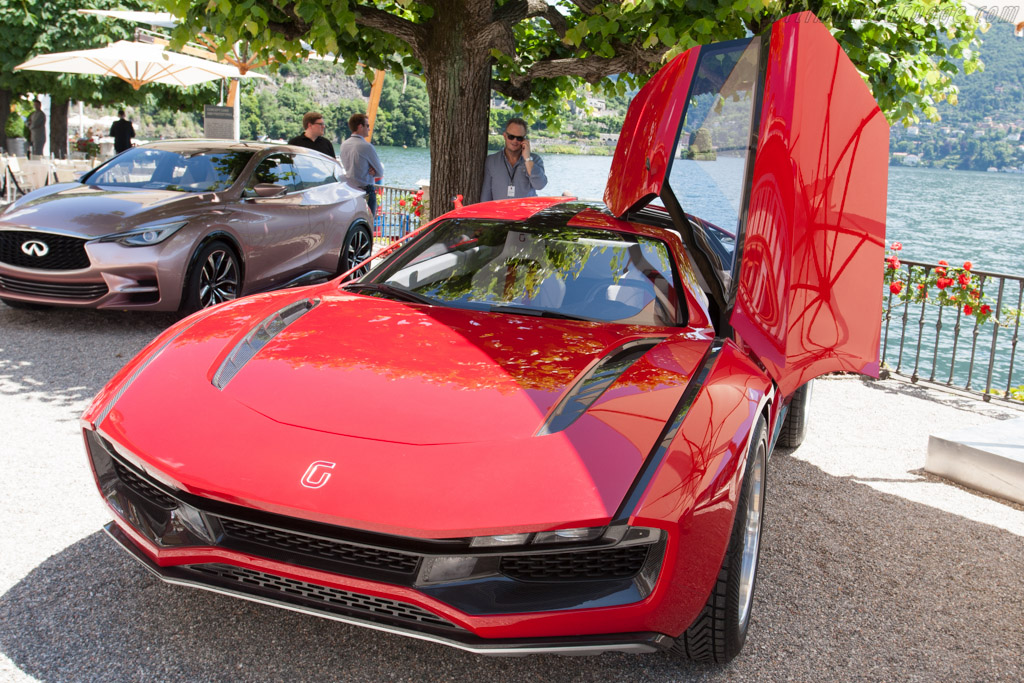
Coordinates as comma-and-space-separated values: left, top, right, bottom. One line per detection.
97, 220, 187, 247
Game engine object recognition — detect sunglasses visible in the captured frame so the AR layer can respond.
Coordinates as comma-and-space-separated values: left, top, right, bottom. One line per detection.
505, 133, 526, 141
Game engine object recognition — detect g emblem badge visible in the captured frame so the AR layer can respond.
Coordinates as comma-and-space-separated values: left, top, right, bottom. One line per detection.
300, 461, 336, 489
21, 240, 50, 257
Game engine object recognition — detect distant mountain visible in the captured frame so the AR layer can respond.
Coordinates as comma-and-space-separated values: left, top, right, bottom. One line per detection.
935, 22, 1024, 126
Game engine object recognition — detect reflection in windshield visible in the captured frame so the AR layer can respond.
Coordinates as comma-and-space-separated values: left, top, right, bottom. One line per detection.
364, 219, 683, 327
86, 148, 255, 193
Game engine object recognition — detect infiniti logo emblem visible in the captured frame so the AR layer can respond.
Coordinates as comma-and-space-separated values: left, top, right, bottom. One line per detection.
21, 240, 49, 257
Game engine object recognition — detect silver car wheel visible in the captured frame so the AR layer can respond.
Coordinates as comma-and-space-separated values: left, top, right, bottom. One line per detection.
344, 227, 373, 274
199, 249, 239, 308
737, 443, 766, 630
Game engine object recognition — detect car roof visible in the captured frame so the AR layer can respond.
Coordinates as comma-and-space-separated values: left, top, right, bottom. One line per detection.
139, 139, 333, 159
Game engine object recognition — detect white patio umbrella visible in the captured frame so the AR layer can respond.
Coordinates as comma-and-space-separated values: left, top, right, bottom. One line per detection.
14, 40, 266, 89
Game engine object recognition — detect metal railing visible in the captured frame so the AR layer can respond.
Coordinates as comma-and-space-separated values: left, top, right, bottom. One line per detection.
881, 257, 1023, 403
372, 184, 424, 245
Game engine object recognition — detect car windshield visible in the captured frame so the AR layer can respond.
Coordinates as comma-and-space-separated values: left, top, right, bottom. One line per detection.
86, 147, 255, 192
363, 218, 683, 327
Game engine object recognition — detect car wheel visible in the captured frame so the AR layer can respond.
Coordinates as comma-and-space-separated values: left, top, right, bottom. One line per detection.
778, 379, 813, 449
180, 241, 240, 314
338, 225, 373, 279
674, 416, 768, 664
0, 297, 48, 310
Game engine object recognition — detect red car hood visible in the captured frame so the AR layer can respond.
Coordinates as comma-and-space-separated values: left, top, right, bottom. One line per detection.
96, 290, 708, 537
0, 184, 213, 237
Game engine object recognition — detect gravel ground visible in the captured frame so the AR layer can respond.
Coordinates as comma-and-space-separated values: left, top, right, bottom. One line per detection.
1, 304, 1022, 682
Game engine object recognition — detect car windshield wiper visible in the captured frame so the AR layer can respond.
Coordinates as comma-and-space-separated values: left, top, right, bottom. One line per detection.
488, 305, 591, 321
345, 282, 443, 307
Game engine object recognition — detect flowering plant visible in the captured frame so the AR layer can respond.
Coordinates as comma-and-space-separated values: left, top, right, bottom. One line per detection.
883, 241, 998, 325
397, 189, 427, 219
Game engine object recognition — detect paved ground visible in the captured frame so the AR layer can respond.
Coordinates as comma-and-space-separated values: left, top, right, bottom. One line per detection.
1, 304, 1022, 682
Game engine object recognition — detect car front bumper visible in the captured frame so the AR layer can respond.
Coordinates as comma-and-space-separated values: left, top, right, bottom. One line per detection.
104, 522, 671, 656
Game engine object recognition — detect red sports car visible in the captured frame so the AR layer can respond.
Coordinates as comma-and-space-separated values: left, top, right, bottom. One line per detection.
82, 14, 886, 663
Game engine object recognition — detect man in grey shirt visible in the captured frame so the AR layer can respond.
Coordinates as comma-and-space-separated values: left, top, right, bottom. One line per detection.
339, 112, 384, 216
480, 117, 547, 202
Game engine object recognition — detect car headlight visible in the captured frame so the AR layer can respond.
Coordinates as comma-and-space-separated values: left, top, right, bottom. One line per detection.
97, 221, 187, 247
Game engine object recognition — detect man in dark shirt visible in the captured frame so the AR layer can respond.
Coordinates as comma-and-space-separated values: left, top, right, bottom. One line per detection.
288, 111, 336, 158
109, 110, 135, 154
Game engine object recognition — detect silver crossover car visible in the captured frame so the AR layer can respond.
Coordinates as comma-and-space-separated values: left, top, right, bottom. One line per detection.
0, 140, 373, 313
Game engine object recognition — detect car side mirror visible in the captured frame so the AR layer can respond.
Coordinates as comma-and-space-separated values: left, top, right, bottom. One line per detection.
253, 183, 286, 198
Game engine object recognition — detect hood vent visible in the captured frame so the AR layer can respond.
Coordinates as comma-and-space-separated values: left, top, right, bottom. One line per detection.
537, 339, 663, 436
213, 297, 319, 389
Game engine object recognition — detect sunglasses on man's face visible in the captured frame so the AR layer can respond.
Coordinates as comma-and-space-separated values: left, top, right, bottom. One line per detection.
505, 133, 526, 141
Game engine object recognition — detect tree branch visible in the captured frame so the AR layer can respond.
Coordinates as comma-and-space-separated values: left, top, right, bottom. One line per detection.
353, 5, 425, 48
492, 0, 568, 37
266, 2, 311, 41
494, 44, 668, 99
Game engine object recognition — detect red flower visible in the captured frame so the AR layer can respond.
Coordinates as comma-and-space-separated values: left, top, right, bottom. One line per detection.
917, 284, 925, 290
963, 261, 972, 271
938, 259, 948, 266
958, 273, 971, 286
970, 290, 981, 299
399, 199, 406, 207
964, 304, 973, 315
889, 282, 903, 295
936, 278, 949, 290
887, 256, 901, 270
414, 208, 421, 216
980, 305, 992, 316
935, 267, 947, 277
890, 241, 903, 251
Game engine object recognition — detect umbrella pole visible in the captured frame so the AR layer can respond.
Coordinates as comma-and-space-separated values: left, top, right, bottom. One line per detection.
227, 78, 240, 141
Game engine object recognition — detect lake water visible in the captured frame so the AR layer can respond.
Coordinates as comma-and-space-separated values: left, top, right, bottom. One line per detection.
377, 146, 1024, 277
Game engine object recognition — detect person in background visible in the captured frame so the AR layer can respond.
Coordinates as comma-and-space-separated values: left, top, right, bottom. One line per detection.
109, 109, 135, 154
27, 99, 46, 158
288, 111, 336, 158
480, 117, 547, 202
339, 112, 384, 216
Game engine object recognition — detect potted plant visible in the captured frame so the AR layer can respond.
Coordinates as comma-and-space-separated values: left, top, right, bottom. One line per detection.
5, 111, 26, 156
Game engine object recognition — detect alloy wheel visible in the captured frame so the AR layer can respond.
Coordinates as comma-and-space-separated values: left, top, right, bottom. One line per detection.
737, 444, 766, 630
198, 249, 239, 308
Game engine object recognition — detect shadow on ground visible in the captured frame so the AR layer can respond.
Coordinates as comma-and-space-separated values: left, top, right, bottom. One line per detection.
0, 306, 178, 413
2, 453, 1021, 683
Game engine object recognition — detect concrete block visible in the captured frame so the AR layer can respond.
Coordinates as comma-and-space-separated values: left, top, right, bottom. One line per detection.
927, 416, 1024, 505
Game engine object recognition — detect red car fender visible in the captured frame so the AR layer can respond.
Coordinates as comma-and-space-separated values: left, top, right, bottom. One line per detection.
627, 340, 774, 635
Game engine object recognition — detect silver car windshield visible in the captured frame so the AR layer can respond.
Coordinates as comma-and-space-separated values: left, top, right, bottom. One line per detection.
87, 148, 255, 193
365, 219, 682, 327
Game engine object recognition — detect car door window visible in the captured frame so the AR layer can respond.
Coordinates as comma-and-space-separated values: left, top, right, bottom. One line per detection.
245, 153, 299, 197
294, 154, 339, 191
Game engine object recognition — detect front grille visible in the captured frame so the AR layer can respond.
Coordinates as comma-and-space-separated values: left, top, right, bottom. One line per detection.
0, 230, 91, 270
0, 274, 107, 299
217, 518, 420, 575
188, 563, 458, 630
500, 544, 650, 581
112, 459, 177, 509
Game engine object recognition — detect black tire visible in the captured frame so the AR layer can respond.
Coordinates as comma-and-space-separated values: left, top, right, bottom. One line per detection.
180, 241, 240, 315
337, 225, 373, 280
778, 380, 813, 449
0, 297, 48, 310
674, 417, 768, 664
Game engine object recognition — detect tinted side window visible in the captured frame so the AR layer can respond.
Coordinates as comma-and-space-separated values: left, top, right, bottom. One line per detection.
246, 153, 298, 196
294, 154, 338, 191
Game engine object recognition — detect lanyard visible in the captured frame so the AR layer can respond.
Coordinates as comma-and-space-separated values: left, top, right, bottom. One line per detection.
504, 156, 518, 184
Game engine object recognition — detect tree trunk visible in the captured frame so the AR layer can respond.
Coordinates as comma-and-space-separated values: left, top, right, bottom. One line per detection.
50, 98, 69, 159
0, 89, 8, 151
420, 2, 494, 218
